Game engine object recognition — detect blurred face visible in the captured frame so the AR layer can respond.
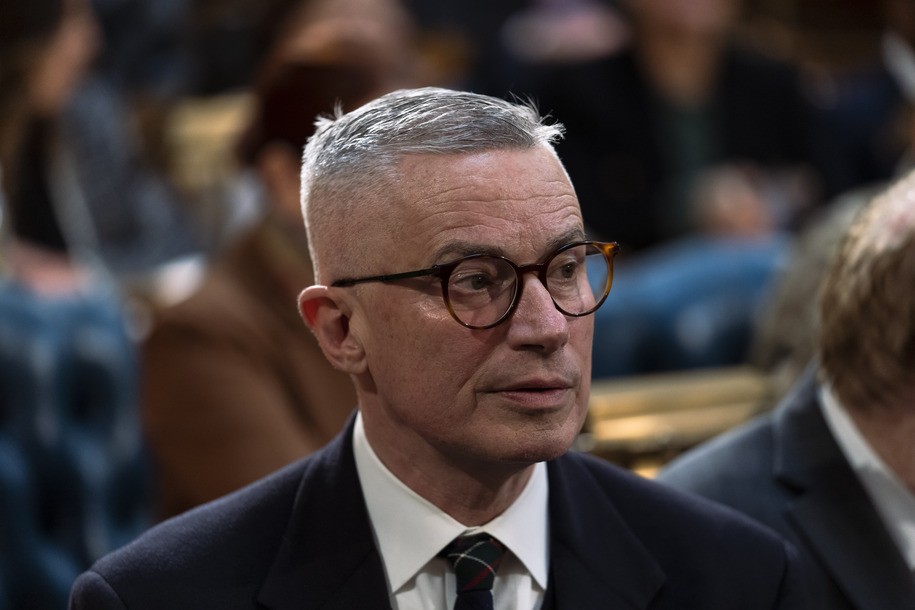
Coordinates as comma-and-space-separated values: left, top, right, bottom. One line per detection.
29, 0, 99, 114
351, 146, 592, 475
632, 0, 740, 37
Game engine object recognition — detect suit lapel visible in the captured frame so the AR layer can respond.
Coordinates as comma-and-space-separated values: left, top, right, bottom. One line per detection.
774, 376, 915, 608
789, 483, 915, 608
256, 418, 392, 610
544, 455, 665, 609
255, 421, 669, 609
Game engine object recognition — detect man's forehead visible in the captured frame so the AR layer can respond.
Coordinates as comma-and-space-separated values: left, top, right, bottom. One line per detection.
372, 147, 581, 258
391, 149, 575, 209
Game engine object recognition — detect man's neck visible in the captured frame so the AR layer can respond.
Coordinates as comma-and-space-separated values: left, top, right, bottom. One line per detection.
362, 415, 536, 526
403, 461, 535, 527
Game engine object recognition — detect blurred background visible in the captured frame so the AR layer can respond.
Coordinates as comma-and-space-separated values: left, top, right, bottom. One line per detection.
1, 0, 912, 607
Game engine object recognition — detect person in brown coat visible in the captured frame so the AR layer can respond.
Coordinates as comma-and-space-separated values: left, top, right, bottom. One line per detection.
140, 4, 421, 518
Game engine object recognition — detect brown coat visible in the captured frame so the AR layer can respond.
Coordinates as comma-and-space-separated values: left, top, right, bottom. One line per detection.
141, 218, 356, 518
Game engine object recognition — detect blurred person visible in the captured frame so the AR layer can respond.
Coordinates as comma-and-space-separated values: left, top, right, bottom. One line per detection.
474, 0, 630, 96
267, 0, 428, 94
72, 87, 805, 609
1, 1, 151, 609
57, 0, 203, 281
659, 171, 915, 608
750, 5, 915, 395
591, 163, 791, 378
138, 0, 431, 519
508, 0, 825, 378
498, 0, 628, 67
399, 0, 627, 96
517, 0, 825, 252
399, 0, 533, 91
0, 0, 99, 280
816, 0, 915, 198
747, 190, 874, 395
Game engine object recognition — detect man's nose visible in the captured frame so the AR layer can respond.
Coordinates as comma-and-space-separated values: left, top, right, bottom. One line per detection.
505, 275, 570, 351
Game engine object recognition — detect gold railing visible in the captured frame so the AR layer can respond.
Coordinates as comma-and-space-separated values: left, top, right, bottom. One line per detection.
580, 366, 775, 477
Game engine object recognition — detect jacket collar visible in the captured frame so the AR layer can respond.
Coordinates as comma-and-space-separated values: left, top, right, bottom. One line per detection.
545, 454, 665, 609
773, 366, 915, 608
256, 417, 391, 610
256, 418, 665, 609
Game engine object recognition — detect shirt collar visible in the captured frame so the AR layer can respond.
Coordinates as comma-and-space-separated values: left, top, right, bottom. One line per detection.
352, 411, 550, 594
819, 383, 915, 570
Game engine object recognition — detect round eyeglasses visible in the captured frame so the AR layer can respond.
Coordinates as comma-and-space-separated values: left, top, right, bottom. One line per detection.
331, 241, 620, 329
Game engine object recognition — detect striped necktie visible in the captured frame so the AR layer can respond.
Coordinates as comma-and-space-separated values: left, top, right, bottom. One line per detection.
440, 533, 507, 610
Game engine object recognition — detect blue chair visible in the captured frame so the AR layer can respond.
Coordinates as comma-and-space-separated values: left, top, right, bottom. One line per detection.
0, 278, 151, 609
593, 235, 789, 379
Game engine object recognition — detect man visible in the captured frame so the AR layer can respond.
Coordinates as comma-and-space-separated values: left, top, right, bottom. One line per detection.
70, 88, 804, 609
659, 171, 915, 608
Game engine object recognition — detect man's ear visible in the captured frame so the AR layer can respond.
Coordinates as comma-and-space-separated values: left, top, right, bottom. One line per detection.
298, 285, 367, 374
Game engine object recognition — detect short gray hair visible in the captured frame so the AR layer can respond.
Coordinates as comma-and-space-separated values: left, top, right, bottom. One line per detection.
300, 87, 565, 281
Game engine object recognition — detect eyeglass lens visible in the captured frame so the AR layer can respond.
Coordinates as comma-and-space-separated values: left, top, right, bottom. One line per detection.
445, 243, 611, 328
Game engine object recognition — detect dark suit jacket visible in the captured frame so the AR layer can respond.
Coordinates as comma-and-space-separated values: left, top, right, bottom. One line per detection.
70, 417, 806, 609
659, 368, 915, 609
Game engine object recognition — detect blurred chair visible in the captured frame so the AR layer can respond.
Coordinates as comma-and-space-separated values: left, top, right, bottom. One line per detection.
0, 279, 150, 609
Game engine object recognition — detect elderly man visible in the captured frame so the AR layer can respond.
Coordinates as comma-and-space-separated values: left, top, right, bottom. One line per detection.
660, 171, 915, 608
70, 88, 804, 609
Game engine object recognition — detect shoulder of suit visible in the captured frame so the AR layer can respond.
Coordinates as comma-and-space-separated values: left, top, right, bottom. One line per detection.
657, 412, 776, 488
556, 447, 788, 550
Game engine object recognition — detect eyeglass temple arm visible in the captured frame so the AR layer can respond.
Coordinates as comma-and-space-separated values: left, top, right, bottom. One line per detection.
331, 267, 440, 287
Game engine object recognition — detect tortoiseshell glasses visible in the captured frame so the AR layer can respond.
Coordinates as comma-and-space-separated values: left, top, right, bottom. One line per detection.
331, 241, 620, 329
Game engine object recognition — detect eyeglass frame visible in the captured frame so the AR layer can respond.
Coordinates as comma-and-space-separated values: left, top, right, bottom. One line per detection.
330, 240, 620, 329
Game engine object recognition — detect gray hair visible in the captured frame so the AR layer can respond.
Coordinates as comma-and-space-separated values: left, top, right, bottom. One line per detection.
300, 87, 565, 281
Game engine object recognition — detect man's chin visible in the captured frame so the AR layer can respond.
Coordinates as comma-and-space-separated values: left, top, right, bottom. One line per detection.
499, 431, 579, 465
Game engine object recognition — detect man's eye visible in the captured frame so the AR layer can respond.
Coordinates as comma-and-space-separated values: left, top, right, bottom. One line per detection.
558, 261, 578, 279
550, 255, 583, 281
453, 272, 497, 291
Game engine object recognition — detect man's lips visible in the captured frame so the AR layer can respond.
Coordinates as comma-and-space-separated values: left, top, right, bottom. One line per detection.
496, 380, 573, 393
489, 373, 576, 393
483, 376, 577, 409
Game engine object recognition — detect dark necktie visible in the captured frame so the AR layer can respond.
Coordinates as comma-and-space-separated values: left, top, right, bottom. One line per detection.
440, 533, 507, 610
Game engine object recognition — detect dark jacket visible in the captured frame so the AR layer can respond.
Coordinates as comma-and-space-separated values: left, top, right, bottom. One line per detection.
659, 368, 915, 609
71, 417, 806, 609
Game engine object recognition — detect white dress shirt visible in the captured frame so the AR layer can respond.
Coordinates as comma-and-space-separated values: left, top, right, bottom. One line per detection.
352, 412, 549, 610
819, 384, 915, 571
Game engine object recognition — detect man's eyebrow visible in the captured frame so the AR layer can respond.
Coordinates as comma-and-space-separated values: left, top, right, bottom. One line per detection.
432, 242, 505, 262
431, 229, 587, 263
545, 229, 588, 252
